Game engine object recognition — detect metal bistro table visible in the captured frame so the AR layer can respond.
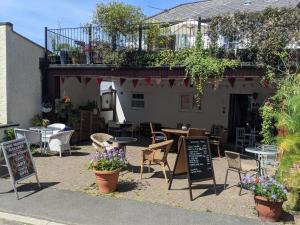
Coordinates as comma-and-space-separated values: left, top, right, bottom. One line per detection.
109, 137, 137, 153
245, 147, 277, 175
29, 126, 60, 153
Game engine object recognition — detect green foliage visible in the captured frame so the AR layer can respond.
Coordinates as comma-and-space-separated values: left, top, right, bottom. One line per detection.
260, 103, 277, 144
79, 100, 98, 111
31, 114, 43, 126
57, 43, 70, 51
55, 97, 74, 120
209, 7, 300, 82
3, 128, 15, 141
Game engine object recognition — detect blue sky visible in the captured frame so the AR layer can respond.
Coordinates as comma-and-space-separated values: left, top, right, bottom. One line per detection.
0, 0, 192, 46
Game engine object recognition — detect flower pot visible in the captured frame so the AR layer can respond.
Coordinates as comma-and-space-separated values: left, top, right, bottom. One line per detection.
254, 196, 284, 222
59, 51, 68, 64
93, 169, 120, 194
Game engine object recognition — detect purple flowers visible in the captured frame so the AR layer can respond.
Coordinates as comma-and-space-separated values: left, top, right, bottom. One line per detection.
241, 175, 288, 202
88, 147, 126, 171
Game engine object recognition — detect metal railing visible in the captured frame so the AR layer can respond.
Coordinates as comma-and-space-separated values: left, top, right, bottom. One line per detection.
45, 18, 205, 65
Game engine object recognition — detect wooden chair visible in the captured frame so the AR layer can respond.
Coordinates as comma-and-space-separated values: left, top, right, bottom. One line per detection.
187, 128, 206, 137
149, 122, 167, 144
209, 137, 221, 158
140, 139, 174, 183
90, 133, 113, 151
224, 150, 260, 195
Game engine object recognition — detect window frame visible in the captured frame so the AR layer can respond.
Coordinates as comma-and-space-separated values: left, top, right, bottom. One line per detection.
179, 93, 202, 112
131, 93, 145, 110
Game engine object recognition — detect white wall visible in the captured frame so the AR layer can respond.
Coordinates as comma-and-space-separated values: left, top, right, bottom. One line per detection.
60, 77, 100, 107
0, 25, 8, 124
113, 78, 275, 129
4, 24, 44, 128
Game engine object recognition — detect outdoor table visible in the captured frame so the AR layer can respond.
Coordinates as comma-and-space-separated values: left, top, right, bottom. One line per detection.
245, 147, 277, 175
29, 126, 60, 153
109, 137, 137, 153
161, 128, 210, 139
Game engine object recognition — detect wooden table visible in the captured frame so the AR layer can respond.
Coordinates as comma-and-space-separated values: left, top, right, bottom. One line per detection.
161, 129, 188, 138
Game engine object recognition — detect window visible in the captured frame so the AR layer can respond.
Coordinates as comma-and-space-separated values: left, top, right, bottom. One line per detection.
179, 94, 201, 111
131, 93, 144, 109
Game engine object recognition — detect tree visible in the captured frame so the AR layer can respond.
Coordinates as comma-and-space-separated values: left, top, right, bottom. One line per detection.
92, 1, 145, 50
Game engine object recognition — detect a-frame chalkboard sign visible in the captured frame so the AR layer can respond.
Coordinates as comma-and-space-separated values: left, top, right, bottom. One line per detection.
0, 138, 40, 199
168, 136, 217, 201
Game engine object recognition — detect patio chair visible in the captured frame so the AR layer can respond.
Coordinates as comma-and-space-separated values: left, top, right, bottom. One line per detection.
224, 150, 260, 195
48, 130, 74, 157
187, 128, 206, 137
140, 139, 174, 183
235, 127, 245, 152
260, 145, 278, 174
90, 133, 113, 151
47, 123, 66, 134
149, 122, 167, 144
14, 128, 42, 150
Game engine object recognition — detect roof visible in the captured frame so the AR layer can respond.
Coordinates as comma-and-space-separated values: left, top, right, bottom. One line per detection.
148, 0, 300, 22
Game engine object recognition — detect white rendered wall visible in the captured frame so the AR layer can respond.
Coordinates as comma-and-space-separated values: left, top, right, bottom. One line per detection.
0, 25, 8, 125
113, 78, 275, 129
5, 24, 44, 128
60, 77, 100, 107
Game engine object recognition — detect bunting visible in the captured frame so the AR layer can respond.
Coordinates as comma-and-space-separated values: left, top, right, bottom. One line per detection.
76, 76, 82, 83
155, 78, 162, 86
132, 79, 139, 88
145, 77, 152, 86
96, 78, 103, 85
228, 77, 236, 88
85, 77, 91, 85
183, 78, 189, 88
120, 78, 126, 86
60, 77, 65, 84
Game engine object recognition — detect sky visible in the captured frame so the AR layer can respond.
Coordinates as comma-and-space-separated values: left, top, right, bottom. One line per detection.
0, 0, 192, 46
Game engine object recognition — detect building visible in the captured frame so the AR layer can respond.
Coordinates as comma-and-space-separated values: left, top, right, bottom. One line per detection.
0, 22, 44, 139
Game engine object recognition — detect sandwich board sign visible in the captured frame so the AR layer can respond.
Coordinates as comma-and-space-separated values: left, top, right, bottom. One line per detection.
168, 136, 216, 201
0, 138, 40, 199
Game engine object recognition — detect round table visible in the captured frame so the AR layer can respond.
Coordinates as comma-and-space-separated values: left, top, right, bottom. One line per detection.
109, 137, 137, 152
29, 127, 60, 153
245, 147, 277, 175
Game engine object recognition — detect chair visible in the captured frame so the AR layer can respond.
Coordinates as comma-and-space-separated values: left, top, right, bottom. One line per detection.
90, 133, 113, 151
140, 139, 174, 183
260, 145, 278, 175
187, 128, 206, 137
235, 128, 245, 152
47, 123, 66, 134
14, 128, 42, 150
149, 122, 167, 144
107, 121, 123, 137
48, 130, 74, 157
224, 150, 260, 195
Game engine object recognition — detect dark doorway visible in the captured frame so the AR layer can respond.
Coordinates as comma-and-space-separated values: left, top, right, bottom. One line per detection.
228, 94, 252, 142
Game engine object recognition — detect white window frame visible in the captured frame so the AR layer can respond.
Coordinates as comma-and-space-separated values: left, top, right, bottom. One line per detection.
131, 93, 145, 110
179, 93, 202, 112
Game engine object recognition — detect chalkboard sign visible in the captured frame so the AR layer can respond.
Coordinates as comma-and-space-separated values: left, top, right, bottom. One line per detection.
185, 138, 213, 181
0, 138, 40, 199
169, 136, 216, 201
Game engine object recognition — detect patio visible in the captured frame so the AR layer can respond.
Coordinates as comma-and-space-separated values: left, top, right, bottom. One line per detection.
17, 139, 263, 220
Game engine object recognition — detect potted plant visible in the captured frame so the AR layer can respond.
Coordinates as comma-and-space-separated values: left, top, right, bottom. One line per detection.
242, 175, 288, 222
57, 43, 70, 64
69, 46, 80, 64
88, 148, 126, 194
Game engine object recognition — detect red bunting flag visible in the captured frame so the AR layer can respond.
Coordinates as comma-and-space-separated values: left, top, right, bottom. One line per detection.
132, 79, 139, 88
228, 77, 236, 88
183, 78, 190, 88
96, 78, 103, 85
60, 77, 65, 84
120, 78, 126, 86
145, 77, 152, 86
85, 77, 91, 85
169, 79, 175, 88
76, 76, 82, 83
155, 78, 162, 86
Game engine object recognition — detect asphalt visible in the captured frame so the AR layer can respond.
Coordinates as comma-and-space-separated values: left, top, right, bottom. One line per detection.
0, 179, 269, 225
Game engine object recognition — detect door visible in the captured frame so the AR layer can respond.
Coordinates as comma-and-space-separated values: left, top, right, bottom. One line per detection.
227, 94, 252, 142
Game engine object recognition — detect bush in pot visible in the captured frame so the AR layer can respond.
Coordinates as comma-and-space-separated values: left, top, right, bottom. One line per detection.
242, 175, 288, 222
88, 148, 126, 194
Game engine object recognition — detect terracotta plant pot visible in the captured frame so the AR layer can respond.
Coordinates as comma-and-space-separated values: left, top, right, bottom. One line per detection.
93, 169, 120, 194
254, 196, 284, 222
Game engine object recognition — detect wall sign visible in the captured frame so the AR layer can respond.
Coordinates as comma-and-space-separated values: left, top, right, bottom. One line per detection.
168, 136, 217, 201
0, 138, 40, 199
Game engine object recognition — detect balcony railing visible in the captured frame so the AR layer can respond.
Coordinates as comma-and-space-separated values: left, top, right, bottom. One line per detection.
45, 19, 206, 65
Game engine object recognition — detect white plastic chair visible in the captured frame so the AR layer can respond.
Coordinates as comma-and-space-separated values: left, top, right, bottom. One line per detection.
48, 130, 74, 157
47, 123, 66, 134
14, 128, 42, 149
235, 127, 245, 152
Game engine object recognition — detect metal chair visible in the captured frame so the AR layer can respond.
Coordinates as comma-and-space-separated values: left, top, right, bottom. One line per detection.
149, 122, 167, 144
260, 145, 278, 175
224, 150, 260, 195
235, 128, 245, 152
48, 130, 74, 157
14, 128, 42, 151
140, 140, 174, 183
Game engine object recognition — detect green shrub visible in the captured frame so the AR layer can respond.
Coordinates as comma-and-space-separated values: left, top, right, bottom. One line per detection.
3, 128, 15, 141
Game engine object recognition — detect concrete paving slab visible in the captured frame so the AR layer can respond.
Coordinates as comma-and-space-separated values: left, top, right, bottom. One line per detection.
0, 179, 270, 225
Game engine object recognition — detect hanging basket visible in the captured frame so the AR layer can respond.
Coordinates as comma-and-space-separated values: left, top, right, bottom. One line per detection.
41, 106, 52, 113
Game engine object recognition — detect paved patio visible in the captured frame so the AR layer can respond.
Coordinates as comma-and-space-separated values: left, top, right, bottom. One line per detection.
0, 139, 285, 222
